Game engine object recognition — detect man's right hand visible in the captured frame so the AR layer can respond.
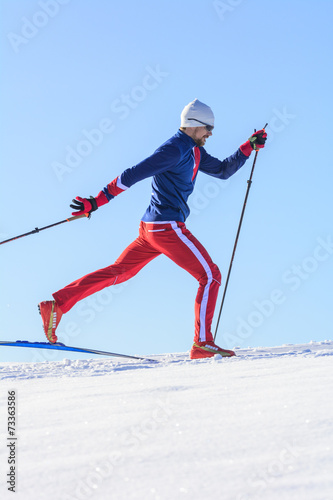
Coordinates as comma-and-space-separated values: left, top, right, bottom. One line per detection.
70, 196, 98, 217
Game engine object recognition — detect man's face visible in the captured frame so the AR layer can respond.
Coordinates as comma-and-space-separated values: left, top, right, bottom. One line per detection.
191, 126, 213, 147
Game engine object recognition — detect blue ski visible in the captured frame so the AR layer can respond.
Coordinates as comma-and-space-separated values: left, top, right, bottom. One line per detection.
0, 340, 158, 363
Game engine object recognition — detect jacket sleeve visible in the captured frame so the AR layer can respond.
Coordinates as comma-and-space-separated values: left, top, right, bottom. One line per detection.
198, 147, 249, 180
102, 143, 181, 200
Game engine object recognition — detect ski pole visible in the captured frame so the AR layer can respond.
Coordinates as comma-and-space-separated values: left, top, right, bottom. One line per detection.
0, 213, 89, 246
214, 124, 268, 341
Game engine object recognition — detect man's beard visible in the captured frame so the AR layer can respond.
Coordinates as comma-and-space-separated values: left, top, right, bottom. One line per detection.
194, 136, 207, 147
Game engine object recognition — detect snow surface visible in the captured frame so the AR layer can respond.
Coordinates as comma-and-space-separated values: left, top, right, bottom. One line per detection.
0, 341, 332, 500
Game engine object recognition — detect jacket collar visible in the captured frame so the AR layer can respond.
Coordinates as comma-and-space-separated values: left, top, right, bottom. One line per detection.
176, 129, 197, 148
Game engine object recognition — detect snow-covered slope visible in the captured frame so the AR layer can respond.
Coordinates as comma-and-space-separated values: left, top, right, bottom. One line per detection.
0, 341, 332, 500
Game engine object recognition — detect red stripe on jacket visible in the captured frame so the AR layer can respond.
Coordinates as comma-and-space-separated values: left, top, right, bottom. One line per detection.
192, 146, 201, 181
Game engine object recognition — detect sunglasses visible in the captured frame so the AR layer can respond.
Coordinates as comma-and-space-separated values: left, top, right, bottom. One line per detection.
188, 118, 214, 132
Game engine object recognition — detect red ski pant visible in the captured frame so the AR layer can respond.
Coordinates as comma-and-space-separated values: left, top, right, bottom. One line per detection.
53, 221, 221, 342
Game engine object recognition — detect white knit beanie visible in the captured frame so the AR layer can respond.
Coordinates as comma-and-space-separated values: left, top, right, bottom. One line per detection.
180, 98, 215, 128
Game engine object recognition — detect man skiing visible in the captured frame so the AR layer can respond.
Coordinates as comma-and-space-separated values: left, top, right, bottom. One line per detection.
39, 98, 267, 359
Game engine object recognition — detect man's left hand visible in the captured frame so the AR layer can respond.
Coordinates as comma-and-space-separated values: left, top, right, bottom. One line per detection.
249, 129, 267, 150
240, 128, 267, 156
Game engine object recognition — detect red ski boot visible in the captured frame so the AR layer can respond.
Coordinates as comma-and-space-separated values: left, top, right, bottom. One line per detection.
38, 300, 63, 344
190, 340, 235, 359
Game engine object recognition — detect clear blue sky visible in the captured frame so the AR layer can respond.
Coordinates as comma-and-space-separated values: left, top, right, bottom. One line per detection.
1, 0, 332, 362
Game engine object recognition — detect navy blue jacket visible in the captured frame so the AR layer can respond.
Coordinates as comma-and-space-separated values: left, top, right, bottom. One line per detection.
104, 130, 249, 222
